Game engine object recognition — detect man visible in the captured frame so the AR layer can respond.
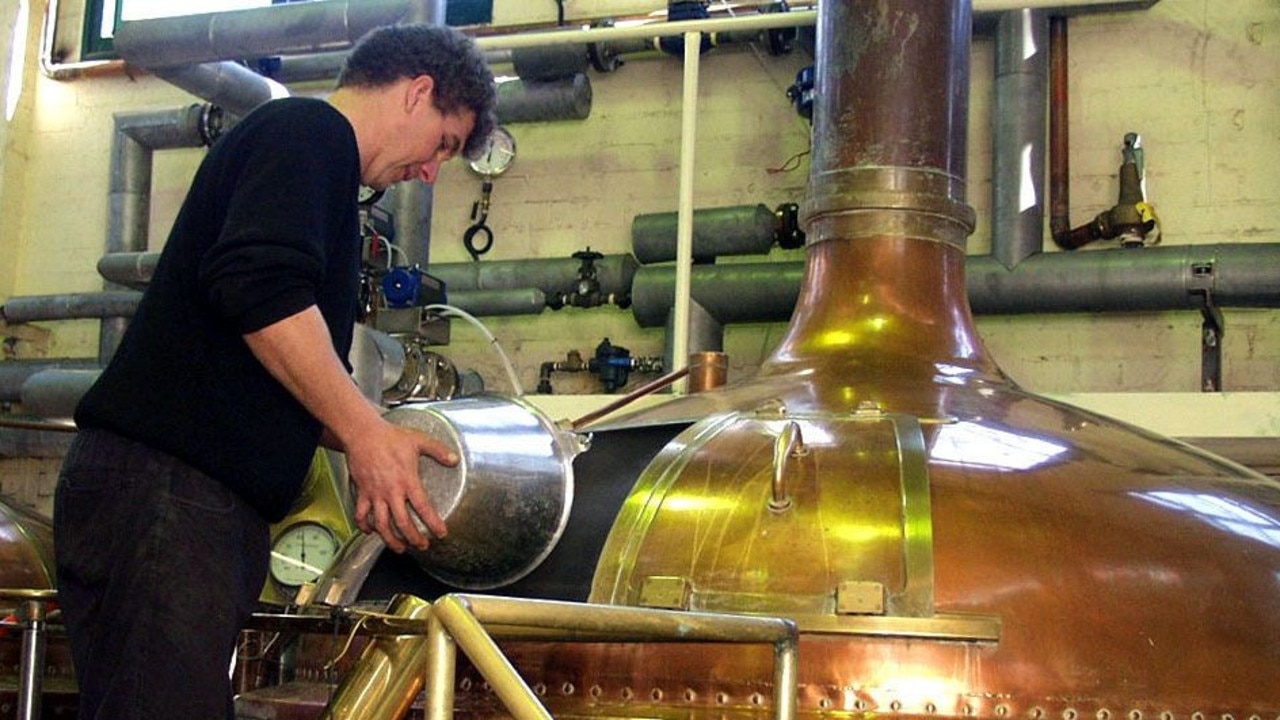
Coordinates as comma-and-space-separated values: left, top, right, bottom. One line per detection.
53, 23, 496, 719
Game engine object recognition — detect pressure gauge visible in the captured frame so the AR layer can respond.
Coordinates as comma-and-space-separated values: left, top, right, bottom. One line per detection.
468, 126, 516, 177
269, 522, 340, 587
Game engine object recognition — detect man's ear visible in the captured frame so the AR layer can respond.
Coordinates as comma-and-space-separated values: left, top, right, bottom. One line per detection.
406, 75, 436, 114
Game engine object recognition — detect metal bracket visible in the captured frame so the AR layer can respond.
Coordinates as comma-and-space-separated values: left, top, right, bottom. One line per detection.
1189, 262, 1224, 392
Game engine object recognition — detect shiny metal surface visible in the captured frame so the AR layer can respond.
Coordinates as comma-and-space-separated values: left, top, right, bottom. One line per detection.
687, 351, 728, 393
0, 504, 54, 593
319, 593, 431, 720
383, 394, 585, 589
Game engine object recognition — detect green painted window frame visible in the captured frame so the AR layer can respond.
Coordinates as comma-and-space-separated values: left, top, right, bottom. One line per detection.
79, 0, 119, 60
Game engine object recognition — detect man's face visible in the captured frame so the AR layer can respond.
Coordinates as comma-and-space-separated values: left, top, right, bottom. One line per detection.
366, 77, 476, 190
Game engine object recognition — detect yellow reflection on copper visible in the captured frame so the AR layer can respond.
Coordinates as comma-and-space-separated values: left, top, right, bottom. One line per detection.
819, 330, 856, 347
660, 494, 739, 514
823, 519, 900, 545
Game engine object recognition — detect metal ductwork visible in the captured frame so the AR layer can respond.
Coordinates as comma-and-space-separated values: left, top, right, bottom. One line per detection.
628, 241, 1280, 326
112, 0, 429, 70
99, 106, 219, 361
992, 8, 1048, 269
150, 63, 286, 118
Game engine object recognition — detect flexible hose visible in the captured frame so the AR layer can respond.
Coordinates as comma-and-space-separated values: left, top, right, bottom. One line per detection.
424, 304, 524, 396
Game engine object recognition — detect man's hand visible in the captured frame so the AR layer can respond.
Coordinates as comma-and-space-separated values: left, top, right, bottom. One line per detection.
243, 307, 459, 554
342, 419, 458, 553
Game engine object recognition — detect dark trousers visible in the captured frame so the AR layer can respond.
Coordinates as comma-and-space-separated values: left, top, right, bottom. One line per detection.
54, 428, 270, 720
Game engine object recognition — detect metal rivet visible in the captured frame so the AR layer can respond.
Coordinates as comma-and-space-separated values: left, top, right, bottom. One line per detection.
820, 698, 834, 710
1099, 710, 1111, 720
996, 705, 1007, 717
562, 683, 575, 696
855, 700, 867, 711
1159, 713, 1173, 720
651, 688, 664, 701
621, 687, 634, 701
964, 705, 976, 717
716, 693, 730, 705
1192, 712, 1205, 720
1130, 711, 1143, 720
458, 677, 472, 691
1065, 710, 1079, 720
589, 685, 602, 699
533, 683, 547, 696
926, 703, 938, 714
683, 688, 697, 703
751, 693, 765, 706
891, 701, 903, 712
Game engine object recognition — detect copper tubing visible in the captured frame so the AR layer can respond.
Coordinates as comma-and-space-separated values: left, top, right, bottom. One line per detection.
687, 351, 728, 393
570, 365, 691, 430
1049, 14, 1072, 243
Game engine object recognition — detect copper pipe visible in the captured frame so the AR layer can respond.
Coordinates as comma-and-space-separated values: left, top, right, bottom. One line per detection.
570, 365, 690, 430
687, 351, 728, 393
1048, 14, 1072, 242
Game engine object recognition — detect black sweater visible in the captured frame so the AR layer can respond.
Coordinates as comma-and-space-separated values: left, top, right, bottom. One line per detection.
76, 98, 362, 522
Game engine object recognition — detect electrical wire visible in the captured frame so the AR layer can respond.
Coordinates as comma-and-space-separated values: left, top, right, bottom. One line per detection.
424, 304, 524, 396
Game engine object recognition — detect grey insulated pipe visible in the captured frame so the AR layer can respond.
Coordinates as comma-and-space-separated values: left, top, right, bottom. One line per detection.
102, 106, 214, 362
447, 289, 548, 317
19, 369, 101, 421
110, 105, 213, 260
628, 243, 1280, 327
429, 254, 639, 303
497, 75, 593, 124
631, 205, 778, 264
991, 9, 1048, 270
98, 252, 637, 313
632, 263, 804, 328
112, 0, 423, 69
0, 359, 100, 403
2, 292, 141, 323
151, 63, 284, 118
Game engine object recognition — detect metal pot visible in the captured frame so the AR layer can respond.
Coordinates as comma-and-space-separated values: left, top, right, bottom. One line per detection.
383, 394, 587, 590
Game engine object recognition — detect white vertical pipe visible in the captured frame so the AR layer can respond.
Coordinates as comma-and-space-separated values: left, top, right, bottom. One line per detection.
671, 31, 702, 393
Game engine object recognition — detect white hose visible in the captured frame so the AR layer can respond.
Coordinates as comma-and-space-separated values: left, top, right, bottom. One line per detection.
424, 303, 524, 396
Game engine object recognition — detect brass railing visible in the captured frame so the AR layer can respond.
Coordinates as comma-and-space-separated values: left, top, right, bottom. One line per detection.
0, 588, 800, 720
269, 593, 801, 720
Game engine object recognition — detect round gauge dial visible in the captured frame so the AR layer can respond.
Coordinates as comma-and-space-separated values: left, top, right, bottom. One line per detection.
468, 126, 517, 176
269, 523, 340, 587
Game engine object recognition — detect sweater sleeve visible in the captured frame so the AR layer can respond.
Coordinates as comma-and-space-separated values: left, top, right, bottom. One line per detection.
198, 104, 359, 335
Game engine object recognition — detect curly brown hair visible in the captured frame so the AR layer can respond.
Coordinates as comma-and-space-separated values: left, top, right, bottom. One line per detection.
338, 24, 497, 159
